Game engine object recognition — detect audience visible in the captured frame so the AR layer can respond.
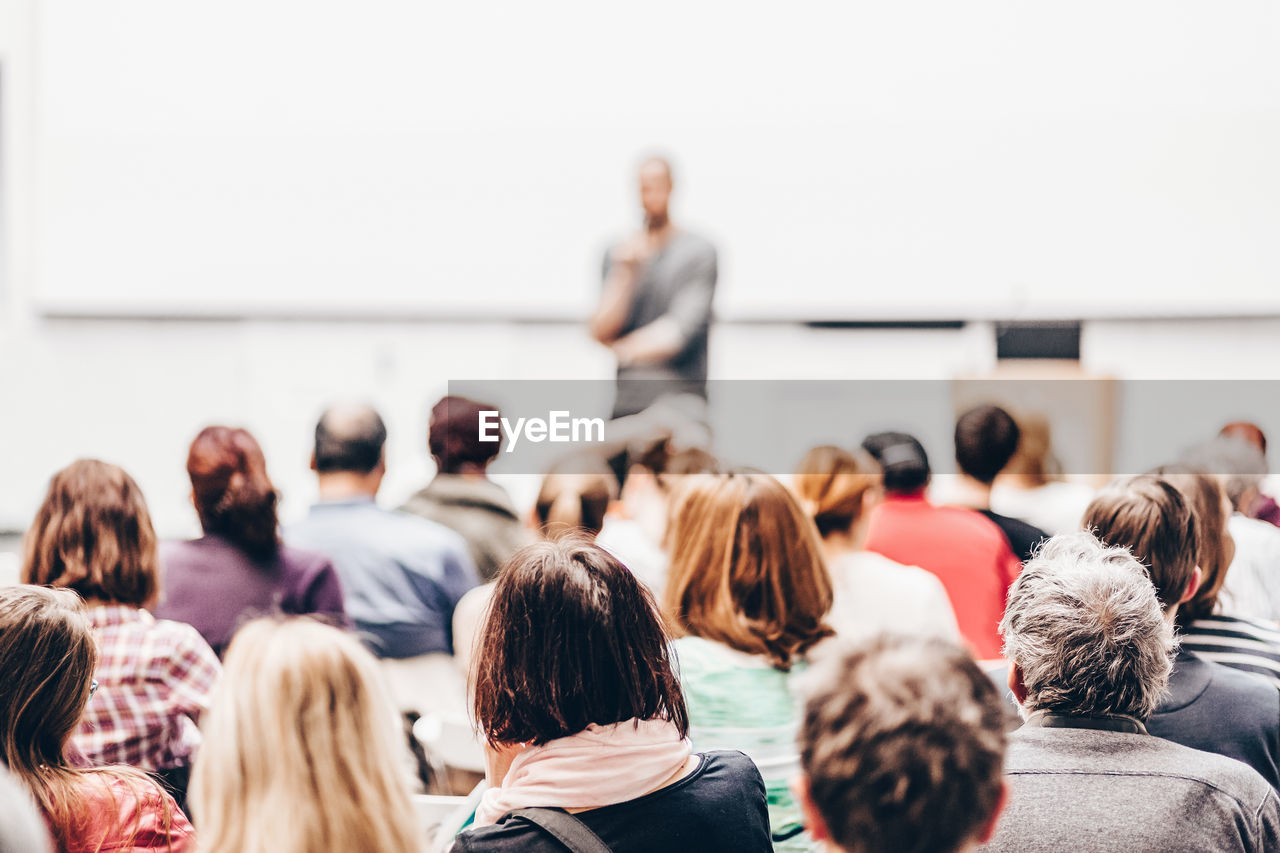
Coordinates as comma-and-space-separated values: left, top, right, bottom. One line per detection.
795, 635, 1007, 853
989, 413, 1095, 536
21, 459, 220, 808
285, 403, 479, 718
792, 445, 959, 642
400, 396, 531, 582
0, 585, 194, 851
1157, 465, 1280, 687
189, 617, 423, 853
987, 532, 1280, 851
860, 431, 1021, 659
952, 405, 1048, 562
664, 472, 834, 851
453, 537, 772, 852
1083, 475, 1280, 788
155, 425, 346, 657
1220, 422, 1280, 527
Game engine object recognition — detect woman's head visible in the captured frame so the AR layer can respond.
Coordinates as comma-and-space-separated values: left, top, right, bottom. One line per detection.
533, 455, 619, 539
1150, 465, 1236, 621
473, 538, 688, 747
191, 617, 420, 853
187, 426, 280, 558
793, 446, 883, 539
22, 459, 159, 607
0, 586, 96, 778
664, 472, 835, 669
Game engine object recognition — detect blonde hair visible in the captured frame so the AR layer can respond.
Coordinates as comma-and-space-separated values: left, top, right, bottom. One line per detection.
792, 446, 882, 538
190, 618, 422, 853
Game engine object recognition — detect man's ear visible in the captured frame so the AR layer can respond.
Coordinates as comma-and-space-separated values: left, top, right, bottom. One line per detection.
976, 780, 1009, 844
309, 451, 319, 473
1180, 566, 1203, 605
790, 774, 832, 843
1007, 663, 1028, 705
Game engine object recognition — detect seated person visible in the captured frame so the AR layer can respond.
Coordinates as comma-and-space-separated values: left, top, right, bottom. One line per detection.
794, 635, 1007, 853
451, 537, 772, 852
0, 585, 194, 852
953, 405, 1048, 562
792, 445, 959, 642
190, 617, 423, 853
22, 459, 220, 807
400, 396, 532, 583
989, 413, 1095, 536
156, 425, 346, 657
861, 432, 1021, 659
1220, 422, 1280, 527
987, 532, 1279, 851
1084, 475, 1280, 788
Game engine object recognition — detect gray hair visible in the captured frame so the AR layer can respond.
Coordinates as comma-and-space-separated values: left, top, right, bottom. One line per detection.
1001, 531, 1175, 719
1181, 436, 1267, 510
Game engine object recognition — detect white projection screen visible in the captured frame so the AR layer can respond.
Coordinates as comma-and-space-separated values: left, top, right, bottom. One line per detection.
31, 1, 1280, 321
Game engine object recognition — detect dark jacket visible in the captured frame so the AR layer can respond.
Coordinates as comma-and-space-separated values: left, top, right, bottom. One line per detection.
400, 475, 530, 582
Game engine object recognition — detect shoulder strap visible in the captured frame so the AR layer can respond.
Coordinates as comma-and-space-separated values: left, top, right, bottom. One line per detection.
507, 807, 613, 853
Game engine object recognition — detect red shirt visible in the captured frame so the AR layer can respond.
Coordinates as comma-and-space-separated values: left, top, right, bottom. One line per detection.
864, 493, 1021, 659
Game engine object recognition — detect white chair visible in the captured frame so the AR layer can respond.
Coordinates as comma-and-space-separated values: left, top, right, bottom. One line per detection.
413, 711, 487, 774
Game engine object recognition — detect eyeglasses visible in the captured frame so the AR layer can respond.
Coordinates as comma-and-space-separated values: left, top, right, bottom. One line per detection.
89, 679, 98, 698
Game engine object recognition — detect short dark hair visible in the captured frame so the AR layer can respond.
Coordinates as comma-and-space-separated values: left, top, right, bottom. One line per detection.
799, 635, 1007, 853
429, 396, 501, 474
314, 405, 387, 474
861, 432, 930, 495
955, 405, 1021, 484
1082, 475, 1198, 611
473, 537, 689, 746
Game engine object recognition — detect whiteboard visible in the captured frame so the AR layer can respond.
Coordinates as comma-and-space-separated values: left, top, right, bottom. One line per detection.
32, 0, 1280, 321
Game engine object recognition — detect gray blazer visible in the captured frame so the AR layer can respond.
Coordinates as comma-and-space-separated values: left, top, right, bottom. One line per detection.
982, 713, 1280, 852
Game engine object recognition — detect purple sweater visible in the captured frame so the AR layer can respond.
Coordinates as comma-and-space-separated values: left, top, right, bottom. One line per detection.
154, 535, 346, 657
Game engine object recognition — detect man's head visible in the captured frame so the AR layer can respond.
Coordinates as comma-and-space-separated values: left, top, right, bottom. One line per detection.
955, 405, 1021, 485
638, 156, 673, 227
428, 395, 501, 475
1001, 532, 1175, 720
1081, 475, 1199, 614
1220, 421, 1267, 458
312, 404, 387, 496
861, 432, 930, 496
795, 635, 1008, 853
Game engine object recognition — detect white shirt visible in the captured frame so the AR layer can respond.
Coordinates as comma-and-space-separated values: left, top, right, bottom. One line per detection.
1219, 514, 1280, 622
990, 481, 1097, 537
826, 550, 962, 644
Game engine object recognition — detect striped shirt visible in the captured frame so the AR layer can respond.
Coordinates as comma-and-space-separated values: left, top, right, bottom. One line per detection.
73, 604, 221, 771
1181, 614, 1280, 688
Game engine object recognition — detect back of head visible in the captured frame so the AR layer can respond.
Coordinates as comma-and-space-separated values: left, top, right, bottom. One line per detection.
793, 445, 882, 538
1001, 412, 1057, 486
1081, 474, 1198, 611
313, 404, 387, 475
1182, 436, 1268, 510
799, 635, 1007, 853
534, 454, 619, 539
955, 405, 1021, 484
22, 459, 159, 607
473, 537, 687, 746
1001, 532, 1174, 719
191, 617, 419, 853
1220, 421, 1268, 457
1148, 465, 1233, 621
861, 432, 930, 495
429, 395, 501, 474
187, 426, 280, 559
664, 472, 834, 669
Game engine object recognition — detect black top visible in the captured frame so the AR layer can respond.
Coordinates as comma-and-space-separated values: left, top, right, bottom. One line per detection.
978, 509, 1048, 563
452, 750, 771, 853
1147, 649, 1280, 789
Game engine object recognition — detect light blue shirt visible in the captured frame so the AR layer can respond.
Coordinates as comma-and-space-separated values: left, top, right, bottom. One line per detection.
286, 497, 479, 658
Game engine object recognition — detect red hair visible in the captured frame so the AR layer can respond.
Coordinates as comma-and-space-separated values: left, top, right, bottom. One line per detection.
188, 427, 279, 559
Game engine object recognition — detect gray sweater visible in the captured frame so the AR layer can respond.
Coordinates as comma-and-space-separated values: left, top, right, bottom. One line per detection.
982, 714, 1280, 852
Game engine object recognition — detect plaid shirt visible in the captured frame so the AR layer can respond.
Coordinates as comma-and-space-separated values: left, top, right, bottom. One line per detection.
73, 604, 220, 771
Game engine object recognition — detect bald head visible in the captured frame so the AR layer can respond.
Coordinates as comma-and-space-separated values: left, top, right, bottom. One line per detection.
638, 156, 674, 225
314, 404, 387, 474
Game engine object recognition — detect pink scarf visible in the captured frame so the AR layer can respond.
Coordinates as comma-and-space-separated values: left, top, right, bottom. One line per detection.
474, 718, 692, 826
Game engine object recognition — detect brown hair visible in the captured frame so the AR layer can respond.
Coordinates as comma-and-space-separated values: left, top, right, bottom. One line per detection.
188, 426, 280, 559
1002, 413, 1059, 487
534, 455, 619, 539
664, 473, 834, 670
793, 446, 882, 538
22, 459, 160, 607
430, 395, 503, 474
473, 538, 688, 746
800, 635, 1007, 853
0, 586, 174, 850
1082, 475, 1198, 611
1150, 465, 1235, 622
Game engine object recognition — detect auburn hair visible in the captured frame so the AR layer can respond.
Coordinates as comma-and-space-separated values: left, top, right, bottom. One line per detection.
534, 455, 619, 539
664, 472, 834, 670
187, 426, 280, 559
22, 459, 160, 607
1151, 465, 1235, 622
793, 446, 882, 538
